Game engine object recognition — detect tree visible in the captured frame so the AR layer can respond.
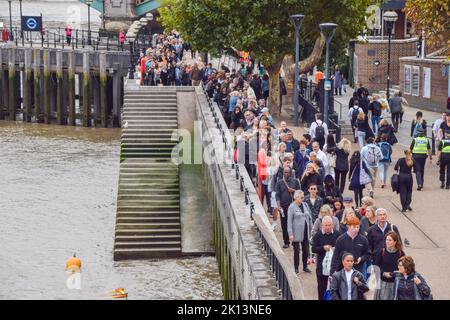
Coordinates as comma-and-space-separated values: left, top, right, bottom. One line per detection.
404, 0, 449, 50
159, 0, 371, 115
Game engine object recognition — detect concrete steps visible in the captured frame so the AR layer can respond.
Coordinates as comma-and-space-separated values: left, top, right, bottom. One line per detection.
114, 87, 182, 261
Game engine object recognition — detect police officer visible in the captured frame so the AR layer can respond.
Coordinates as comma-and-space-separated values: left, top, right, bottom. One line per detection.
410, 127, 432, 190
437, 131, 450, 189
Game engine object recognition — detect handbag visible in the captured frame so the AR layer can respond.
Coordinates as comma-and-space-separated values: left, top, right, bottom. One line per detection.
391, 173, 399, 193
328, 153, 337, 168
322, 249, 333, 276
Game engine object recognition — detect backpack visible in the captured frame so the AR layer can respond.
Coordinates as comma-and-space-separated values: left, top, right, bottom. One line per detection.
412, 122, 422, 138
315, 121, 325, 140
379, 142, 391, 161
365, 145, 379, 167
351, 107, 359, 124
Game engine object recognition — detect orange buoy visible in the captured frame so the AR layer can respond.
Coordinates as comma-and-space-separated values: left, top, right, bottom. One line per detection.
111, 288, 128, 299
66, 253, 81, 272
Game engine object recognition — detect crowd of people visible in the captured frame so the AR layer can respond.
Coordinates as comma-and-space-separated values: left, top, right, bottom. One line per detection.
196, 62, 446, 300
135, 32, 450, 300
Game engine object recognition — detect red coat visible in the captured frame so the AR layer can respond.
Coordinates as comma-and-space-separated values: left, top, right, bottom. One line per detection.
257, 148, 268, 199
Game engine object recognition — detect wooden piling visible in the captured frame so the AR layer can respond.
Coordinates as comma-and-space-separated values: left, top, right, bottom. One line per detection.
43, 50, 51, 124
99, 53, 108, 128
33, 49, 42, 122
23, 48, 32, 122
112, 64, 121, 127
67, 51, 76, 126
8, 47, 16, 121
56, 50, 65, 125
82, 52, 91, 127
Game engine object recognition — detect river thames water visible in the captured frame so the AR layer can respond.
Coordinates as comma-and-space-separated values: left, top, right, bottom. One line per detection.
0, 122, 222, 300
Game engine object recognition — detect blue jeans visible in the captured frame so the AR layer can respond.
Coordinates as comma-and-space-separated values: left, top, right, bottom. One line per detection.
357, 131, 366, 149
372, 115, 381, 132
378, 162, 390, 185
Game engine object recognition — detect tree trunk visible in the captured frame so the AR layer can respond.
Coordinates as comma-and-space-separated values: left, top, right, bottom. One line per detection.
267, 64, 281, 116
282, 34, 326, 83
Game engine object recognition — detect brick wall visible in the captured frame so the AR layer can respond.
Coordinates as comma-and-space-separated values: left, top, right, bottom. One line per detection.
354, 39, 417, 93
399, 58, 449, 112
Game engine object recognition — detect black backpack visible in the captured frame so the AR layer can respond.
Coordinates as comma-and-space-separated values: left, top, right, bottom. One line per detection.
351, 107, 359, 124
315, 121, 325, 140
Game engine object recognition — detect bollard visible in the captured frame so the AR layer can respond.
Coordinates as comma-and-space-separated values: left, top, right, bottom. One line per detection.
82, 52, 91, 127
56, 50, 65, 125
67, 51, 76, 126
8, 47, 16, 121
0, 48, 4, 120
23, 48, 32, 122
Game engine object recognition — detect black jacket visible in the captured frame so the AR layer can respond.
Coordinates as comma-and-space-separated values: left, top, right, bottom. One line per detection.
330, 232, 371, 274
300, 172, 322, 194
330, 269, 369, 300
367, 222, 401, 259
311, 230, 340, 275
377, 124, 398, 145
335, 147, 350, 172
275, 177, 301, 208
304, 195, 324, 222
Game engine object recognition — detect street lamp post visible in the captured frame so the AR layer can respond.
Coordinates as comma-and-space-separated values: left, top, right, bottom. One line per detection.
384, 11, 398, 99
102, 0, 106, 31
290, 14, 304, 127
86, 0, 93, 46
19, 0, 23, 45
8, 0, 13, 41
319, 23, 337, 125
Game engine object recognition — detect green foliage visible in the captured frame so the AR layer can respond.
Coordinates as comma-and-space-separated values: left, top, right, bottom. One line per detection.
159, 0, 371, 71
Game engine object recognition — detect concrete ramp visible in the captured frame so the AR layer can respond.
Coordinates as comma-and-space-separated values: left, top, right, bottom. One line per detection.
114, 85, 181, 260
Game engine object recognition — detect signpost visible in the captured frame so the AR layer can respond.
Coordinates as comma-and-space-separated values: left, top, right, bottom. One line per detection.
21, 16, 43, 32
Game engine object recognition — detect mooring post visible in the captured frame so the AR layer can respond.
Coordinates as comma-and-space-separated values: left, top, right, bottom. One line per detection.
23, 48, 33, 122
33, 49, 42, 122
99, 53, 108, 127
82, 51, 91, 127
112, 63, 121, 127
67, 50, 76, 126
43, 49, 51, 124
8, 47, 16, 121
56, 50, 65, 125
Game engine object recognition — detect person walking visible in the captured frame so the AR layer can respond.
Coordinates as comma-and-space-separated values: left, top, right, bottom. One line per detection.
377, 134, 393, 188
311, 216, 340, 300
394, 150, 417, 212
190, 63, 203, 86
360, 206, 376, 237
433, 113, 446, 148
332, 65, 343, 96
304, 184, 324, 222
119, 29, 125, 50
348, 100, 363, 143
330, 252, 369, 300
288, 190, 313, 274
309, 113, 329, 149
355, 111, 371, 149
376, 119, 397, 146
392, 256, 432, 300
324, 135, 337, 178
369, 95, 382, 133
65, 24, 72, 45
330, 217, 371, 275
349, 151, 372, 207
335, 138, 351, 194
367, 208, 402, 259
437, 130, 450, 189
294, 140, 309, 179
373, 231, 405, 300
275, 166, 301, 248
410, 127, 432, 190
388, 92, 402, 132
361, 137, 382, 198
411, 111, 428, 138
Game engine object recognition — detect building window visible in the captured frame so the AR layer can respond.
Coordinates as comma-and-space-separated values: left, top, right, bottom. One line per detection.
412, 66, 420, 96
404, 65, 411, 94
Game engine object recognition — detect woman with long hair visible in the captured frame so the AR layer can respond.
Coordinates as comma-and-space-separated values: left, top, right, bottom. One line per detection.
356, 111, 371, 149
374, 231, 405, 300
394, 150, 417, 212
335, 138, 352, 194
349, 151, 372, 207
324, 134, 337, 178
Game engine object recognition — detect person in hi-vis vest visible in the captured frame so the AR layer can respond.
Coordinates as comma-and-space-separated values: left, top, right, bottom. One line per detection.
409, 127, 432, 191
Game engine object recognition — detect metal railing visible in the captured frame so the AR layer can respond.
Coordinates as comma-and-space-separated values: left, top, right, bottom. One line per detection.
201, 83, 303, 300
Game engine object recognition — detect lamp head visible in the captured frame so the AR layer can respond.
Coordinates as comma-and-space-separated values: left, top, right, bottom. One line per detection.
290, 14, 305, 29
85, 0, 93, 5
383, 11, 398, 23
319, 23, 338, 41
